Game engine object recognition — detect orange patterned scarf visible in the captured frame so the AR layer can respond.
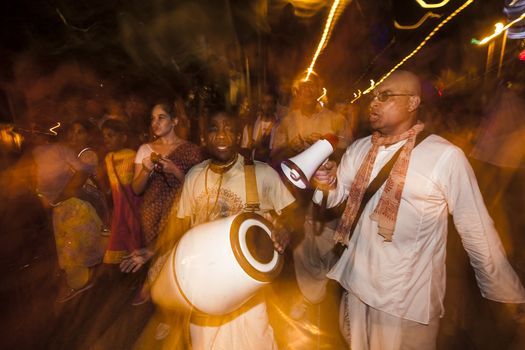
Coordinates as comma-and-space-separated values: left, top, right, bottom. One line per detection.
334, 121, 425, 245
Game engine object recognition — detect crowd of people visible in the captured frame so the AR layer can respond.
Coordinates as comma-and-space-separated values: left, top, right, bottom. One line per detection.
6, 68, 525, 350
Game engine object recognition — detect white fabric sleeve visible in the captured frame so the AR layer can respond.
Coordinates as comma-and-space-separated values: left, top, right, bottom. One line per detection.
444, 147, 525, 303
134, 144, 152, 164
260, 164, 295, 214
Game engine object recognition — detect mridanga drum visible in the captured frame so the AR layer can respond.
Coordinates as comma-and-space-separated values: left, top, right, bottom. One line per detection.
151, 212, 282, 315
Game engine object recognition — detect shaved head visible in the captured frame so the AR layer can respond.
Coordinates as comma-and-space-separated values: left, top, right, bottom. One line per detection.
368, 70, 422, 136
380, 70, 421, 97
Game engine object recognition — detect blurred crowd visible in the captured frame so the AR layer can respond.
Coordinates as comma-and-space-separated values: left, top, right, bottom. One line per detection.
1, 66, 525, 350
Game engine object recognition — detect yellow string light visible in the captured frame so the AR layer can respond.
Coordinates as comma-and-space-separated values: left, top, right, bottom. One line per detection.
360, 0, 475, 95
304, 0, 346, 81
394, 11, 442, 30
49, 122, 61, 136
415, 0, 452, 9
478, 13, 525, 45
316, 87, 327, 102
350, 89, 361, 103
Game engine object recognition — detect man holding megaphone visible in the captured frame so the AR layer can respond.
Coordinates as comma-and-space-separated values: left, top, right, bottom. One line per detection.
311, 70, 525, 350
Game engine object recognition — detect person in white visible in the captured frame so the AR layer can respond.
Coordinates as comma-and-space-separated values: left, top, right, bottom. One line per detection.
177, 108, 296, 350
313, 70, 525, 350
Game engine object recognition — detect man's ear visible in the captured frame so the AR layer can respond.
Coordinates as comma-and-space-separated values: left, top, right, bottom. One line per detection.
407, 95, 421, 112
236, 132, 241, 145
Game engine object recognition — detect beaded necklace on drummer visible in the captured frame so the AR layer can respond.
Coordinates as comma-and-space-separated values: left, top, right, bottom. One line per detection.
204, 154, 238, 221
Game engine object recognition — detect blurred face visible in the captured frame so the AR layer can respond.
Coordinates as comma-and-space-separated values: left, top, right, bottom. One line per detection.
68, 123, 89, 148
334, 102, 348, 116
151, 104, 176, 138
297, 80, 320, 105
102, 128, 126, 152
260, 94, 276, 116
368, 76, 420, 136
205, 113, 239, 163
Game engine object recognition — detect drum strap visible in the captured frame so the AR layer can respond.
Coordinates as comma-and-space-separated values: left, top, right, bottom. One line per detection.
244, 158, 260, 212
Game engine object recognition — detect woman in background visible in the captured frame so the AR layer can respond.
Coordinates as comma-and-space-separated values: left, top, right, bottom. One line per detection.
126, 100, 203, 273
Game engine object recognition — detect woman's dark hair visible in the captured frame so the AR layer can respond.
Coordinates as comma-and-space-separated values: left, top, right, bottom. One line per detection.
152, 99, 176, 119
101, 118, 129, 135
60, 118, 94, 140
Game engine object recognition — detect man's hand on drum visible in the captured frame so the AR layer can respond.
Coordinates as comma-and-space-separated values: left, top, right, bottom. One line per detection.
272, 225, 291, 255
120, 248, 154, 273
312, 159, 338, 191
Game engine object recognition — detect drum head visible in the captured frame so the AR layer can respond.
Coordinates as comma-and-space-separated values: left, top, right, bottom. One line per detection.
230, 212, 283, 282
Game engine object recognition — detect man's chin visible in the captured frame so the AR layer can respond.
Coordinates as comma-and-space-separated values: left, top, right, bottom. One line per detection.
211, 152, 236, 164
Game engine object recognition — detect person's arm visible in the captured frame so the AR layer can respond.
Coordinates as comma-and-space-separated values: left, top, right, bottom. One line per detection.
155, 203, 192, 258
56, 169, 91, 201
131, 145, 154, 195
119, 216, 191, 274
312, 145, 355, 209
445, 146, 525, 303
131, 162, 152, 195
157, 157, 185, 182
272, 202, 301, 254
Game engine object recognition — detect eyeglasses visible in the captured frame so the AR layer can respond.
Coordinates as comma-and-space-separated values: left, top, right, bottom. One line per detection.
369, 92, 415, 103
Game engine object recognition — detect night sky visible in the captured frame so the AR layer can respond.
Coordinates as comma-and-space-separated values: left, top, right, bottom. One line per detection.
0, 0, 519, 126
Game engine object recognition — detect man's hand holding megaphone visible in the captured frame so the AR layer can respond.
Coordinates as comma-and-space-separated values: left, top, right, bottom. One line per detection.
312, 160, 338, 192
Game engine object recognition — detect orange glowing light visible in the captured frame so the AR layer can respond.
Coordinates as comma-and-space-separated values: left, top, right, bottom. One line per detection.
317, 87, 327, 102
415, 0, 452, 8
394, 11, 442, 30
304, 0, 347, 81
49, 122, 61, 136
350, 89, 362, 103
0, 124, 24, 151
361, 0, 475, 95
478, 14, 525, 45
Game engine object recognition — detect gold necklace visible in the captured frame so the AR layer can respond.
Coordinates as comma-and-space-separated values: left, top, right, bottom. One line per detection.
208, 154, 238, 174
204, 164, 224, 221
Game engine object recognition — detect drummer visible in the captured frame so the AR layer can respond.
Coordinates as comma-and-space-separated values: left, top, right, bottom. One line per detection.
172, 105, 297, 349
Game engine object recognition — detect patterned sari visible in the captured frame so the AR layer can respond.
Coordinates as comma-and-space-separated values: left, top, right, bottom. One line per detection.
140, 142, 203, 246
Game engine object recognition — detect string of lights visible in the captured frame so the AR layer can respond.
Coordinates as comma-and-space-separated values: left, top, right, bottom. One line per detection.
414, 0, 452, 9
304, 0, 347, 81
394, 11, 442, 30
350, 0, 476, 101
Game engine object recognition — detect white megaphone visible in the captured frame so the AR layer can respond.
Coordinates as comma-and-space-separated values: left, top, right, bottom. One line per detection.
280, 134, 338, 189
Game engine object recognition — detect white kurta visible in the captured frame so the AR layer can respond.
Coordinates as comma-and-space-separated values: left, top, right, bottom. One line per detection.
177, 155, 295, 350
317, 134, 525, 325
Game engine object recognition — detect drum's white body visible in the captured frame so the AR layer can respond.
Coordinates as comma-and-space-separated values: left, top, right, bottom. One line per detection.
151, 212, 282, 315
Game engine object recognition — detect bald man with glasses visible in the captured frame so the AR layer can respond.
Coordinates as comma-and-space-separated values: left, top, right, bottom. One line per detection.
312, 70, 525, 350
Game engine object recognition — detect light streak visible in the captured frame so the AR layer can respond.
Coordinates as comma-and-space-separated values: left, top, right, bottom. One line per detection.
49, 122, 61, 136
361, 0, 475, 95
478, 14, 525, 45
350, 89, 361, 103
304, 0, 346, 81
414, 0, 451, 9
394, 11, 442, 30
317, 87, 327, 102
